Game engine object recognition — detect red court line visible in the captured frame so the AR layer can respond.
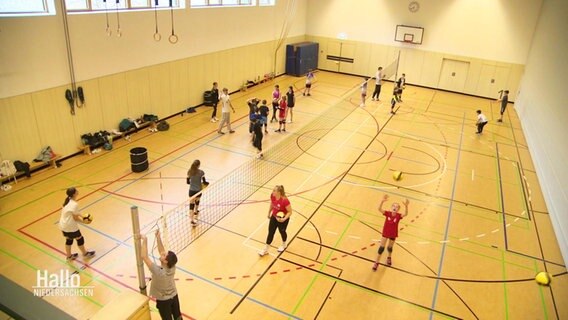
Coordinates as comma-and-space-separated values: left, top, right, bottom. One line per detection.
18, 229, 196, 319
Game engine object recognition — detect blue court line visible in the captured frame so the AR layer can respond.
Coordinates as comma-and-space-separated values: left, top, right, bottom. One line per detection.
429, 113, 466, 319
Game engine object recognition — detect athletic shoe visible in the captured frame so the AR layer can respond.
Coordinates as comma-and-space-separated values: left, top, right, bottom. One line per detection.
67, 253, 79, 261
307, 93, 311, 96
210, 118, 217, 123
265, 130, 268, 134
372, 262, 379, 271
214, 117, 219, 121
229, 130, 235, 133
275, 129, 281, 132
302, 93, 306, 96
277, 244, 287, 252
386, 257, 392, 266
217, 131, 225, 134
258, 248, 268, 256
84, 251, 96, 258
497, 119, 503, 122
282, 129, 286, 132
372, 98, 376, 101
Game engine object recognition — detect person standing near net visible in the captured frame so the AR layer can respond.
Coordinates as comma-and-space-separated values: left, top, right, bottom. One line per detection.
497, 90, 509, 122
396, 73, 406, 101
247, 97, 260, 134
372, 67, 384, 101
258, 99, 269, 134
270, 85, 281, 123
390, 86, 403, 114
303, 70, 315, 96
210, 82, 220, 123
476, 109, 488, 134
259, 185, 293, 256
187, 160, 207, 226
286, 86, 295, 123
275, 95, 288, 132
217, 87, 235, 134
372, 194, 409, 271
141, 230, 181, 320
58, 187, 95, 261
251, 115, 264, 158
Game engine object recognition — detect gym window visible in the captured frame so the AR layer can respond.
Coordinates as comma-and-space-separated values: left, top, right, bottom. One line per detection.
0, 0, 56, 17
65, 0, 184, 13
190, 0, 275, 8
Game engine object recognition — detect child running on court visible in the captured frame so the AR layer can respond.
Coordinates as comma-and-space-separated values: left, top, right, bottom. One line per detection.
372, 194, 409, 271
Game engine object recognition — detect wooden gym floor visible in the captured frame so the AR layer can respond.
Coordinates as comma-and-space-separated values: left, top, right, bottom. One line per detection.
0, 71, 566, 319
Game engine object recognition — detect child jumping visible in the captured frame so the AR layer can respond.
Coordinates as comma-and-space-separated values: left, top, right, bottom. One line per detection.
372, 194, 409, 271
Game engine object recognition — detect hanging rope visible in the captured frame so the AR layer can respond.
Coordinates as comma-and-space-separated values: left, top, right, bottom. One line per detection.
115, 0, 122, 37
153, 0, 161, 41
104, 0, 111, 36
168, 0, 178, 44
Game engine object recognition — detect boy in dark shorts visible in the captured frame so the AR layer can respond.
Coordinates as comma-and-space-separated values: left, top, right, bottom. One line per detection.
258, 100, 269, 134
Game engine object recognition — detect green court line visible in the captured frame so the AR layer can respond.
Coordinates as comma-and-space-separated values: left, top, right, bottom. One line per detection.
0, 248, 103, 308
534, 260, 549, 319
289, 211, 359, 316
501, 250, 510, 319
0, 227, 120, 294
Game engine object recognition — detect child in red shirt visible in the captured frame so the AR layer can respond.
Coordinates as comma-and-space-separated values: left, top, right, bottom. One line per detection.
259, 185, 293, 256
372, 194, 409, 270
275, 96, 288, 133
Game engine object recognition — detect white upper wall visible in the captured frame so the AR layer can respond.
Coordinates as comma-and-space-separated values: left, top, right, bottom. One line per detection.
515, 0, 568, 264
0, 0, 307, 98
306, 0, 542, 65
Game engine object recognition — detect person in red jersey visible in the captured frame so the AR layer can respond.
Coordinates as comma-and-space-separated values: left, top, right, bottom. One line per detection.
259, 185, 293, 256
372, 194, 409, 271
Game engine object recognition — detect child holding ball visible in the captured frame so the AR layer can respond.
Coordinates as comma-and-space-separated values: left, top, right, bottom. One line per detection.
372, 194, 409, 271
259, 185, 293, 256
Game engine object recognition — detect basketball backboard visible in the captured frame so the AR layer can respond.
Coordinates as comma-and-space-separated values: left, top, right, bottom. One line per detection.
395, 25, 424, 45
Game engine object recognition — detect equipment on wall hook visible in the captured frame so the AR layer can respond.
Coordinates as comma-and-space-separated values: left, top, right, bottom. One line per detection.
168, 0, 178, 44
76, 86, 85, 107
153, 0, 161, 41
116, 0, 122, 37
65, 89, 75, 115
104, 0, 111, 36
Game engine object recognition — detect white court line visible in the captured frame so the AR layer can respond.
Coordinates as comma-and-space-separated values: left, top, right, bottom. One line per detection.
459, 237, 470, 241
471, 169, 475, 181
476, 233, 486, 238
348, 235, 361, 240
326, 230, 338, 235
491, 229, 500, 233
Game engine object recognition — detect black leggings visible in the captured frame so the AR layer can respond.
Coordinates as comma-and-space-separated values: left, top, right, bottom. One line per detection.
211, 102, 218, 118
156, 294, 182, 320
266, 215, 289, 244
372, 84, 381, 99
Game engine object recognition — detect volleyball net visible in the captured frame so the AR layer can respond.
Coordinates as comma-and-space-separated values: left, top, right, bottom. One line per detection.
152, 56, 400, 254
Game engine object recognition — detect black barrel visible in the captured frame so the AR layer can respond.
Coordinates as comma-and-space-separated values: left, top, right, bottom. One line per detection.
130, 147, 148, 172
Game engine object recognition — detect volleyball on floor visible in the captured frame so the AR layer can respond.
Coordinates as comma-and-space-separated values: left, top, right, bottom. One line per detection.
82, 213, 93, 224
276, 211, 285, 218
393, 171, 403, 181
535, 272, 552, 286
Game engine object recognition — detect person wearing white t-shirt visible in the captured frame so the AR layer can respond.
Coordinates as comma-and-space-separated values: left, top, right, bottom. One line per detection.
58, 187, 95, 260
476, 110, 488, 134
217, 88, 235, 134
372, 67, 384, 101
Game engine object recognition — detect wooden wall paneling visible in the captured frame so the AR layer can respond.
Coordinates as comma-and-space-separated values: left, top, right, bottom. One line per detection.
217, 50, 236, 92
169, 59, 191, 114
98, 73, 129, 130
71, 79, 105, 137
253, 42, 270, 80
352, 41, 371, 76
147, 64, 173, 117
398, 48, 425, 86
0, 95, 41, 160
125, 68, 151, 118
232, 46, 248, 88
369, 44, 390, 78
31, 87, 77, 157
506, 64, 524, 101
187, 55, 205, 106
419, 51, 444, 87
